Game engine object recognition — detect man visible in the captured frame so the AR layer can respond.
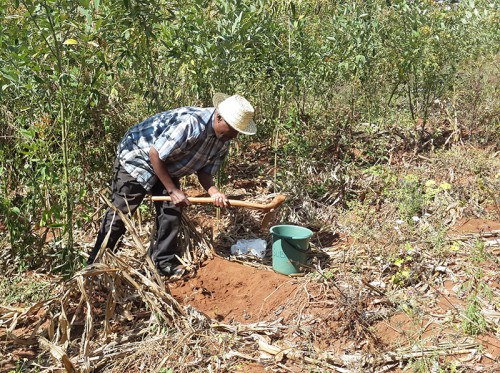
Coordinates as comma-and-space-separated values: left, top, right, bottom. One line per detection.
88, 93, 257, 276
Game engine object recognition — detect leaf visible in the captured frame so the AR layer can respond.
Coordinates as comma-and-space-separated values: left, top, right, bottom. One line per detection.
78, 6, 92, 24
425, 179, 436, 187
394, 258, 404, 267
20, 127, 36, 139
0, 68, 19, 82
439, 182, 451, 190
10, 207, 21, 215
355, 55, 366, 64
48, 223, 64, 228
63, 39, 78, 45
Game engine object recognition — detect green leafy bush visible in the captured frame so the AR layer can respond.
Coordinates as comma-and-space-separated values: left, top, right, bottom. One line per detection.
0, 0, 497, 273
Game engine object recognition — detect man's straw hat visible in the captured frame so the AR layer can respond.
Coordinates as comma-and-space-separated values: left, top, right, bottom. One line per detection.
213, 93, 257, 135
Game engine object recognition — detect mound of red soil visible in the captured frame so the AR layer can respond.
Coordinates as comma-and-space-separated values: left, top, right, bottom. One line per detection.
169, 257, 302, 323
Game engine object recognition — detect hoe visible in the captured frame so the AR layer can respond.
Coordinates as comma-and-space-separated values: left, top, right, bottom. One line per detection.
151, 194, 286, 229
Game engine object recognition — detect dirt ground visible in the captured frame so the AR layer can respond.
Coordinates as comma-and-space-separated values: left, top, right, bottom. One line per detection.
1, 213, 499, 371
170, 256, 302, 324
167, 217, 500, 370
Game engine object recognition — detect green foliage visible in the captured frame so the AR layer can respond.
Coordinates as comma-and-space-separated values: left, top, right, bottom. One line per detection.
459, 264, 492, 336
389, 243, 418, 287
0, 275, 53, 305
461, 293, 487, 336
363, 164, 398, 198
471, 239, 489, 263
158, 369, 173, 373
8, 357, 40, 373
379, 0, 497, 144
461, 295, 488, 336
388, 174, 455, 223
394, 174, 424, 223
0, 0, 498, 273
406, 355, 461, 373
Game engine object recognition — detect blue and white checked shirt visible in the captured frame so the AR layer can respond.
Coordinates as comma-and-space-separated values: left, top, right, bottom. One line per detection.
117, 107, 230, 191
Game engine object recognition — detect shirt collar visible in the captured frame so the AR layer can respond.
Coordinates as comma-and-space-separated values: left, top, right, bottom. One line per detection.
208, 108, 217, 136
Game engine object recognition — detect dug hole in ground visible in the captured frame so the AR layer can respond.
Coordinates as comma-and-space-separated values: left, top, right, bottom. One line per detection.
170, 255, 301, 324
169, 226, 313, 323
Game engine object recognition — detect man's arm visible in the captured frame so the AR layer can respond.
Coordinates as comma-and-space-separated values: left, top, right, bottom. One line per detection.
197, 171, 229, 208
149, 147, 190, 206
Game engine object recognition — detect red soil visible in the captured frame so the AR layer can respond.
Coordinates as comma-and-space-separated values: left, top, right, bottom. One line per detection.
169, 256, 302, 323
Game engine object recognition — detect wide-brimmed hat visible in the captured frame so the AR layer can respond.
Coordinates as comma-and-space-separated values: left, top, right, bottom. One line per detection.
213, 93, 257, 135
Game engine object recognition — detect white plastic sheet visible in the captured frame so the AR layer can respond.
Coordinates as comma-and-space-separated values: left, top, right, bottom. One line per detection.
230, 239, 267, 258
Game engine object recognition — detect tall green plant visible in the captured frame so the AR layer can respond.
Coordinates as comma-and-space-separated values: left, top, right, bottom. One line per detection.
325, 3, 382, 89
0, 0, 498, 273
381, 0, 491, 146
1, 0, 115, 271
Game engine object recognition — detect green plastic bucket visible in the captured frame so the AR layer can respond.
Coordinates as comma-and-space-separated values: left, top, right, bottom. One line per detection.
270, 225, 313, 275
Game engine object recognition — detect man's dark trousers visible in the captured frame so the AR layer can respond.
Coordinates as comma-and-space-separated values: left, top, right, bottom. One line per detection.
88, 158, 181, 271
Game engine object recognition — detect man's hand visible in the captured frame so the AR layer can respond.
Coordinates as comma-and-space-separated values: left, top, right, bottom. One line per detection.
169, 188, 190, 207
211, 192, 229, 208
197, 171, 228, 208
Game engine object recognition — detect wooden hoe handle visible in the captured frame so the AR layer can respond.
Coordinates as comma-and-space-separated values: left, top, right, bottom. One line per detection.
151, 194, 286, 212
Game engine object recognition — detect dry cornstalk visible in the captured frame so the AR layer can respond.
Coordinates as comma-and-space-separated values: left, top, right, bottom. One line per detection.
39, 336, 77, 373
446, 230, 500, 242
369, 342, 480, 365
316, 342, 480, 367
211, 318, 286, 337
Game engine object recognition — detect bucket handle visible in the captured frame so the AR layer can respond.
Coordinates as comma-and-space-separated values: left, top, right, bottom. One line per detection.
273, 234, 310, 254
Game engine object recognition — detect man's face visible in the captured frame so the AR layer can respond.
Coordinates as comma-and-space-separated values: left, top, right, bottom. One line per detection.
215, 113, 239, 142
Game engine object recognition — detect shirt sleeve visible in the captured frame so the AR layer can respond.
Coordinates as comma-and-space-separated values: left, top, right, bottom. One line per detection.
200, 146, 229, 175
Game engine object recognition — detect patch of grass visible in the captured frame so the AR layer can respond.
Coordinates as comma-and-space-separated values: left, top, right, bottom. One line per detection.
459, 268, 491, 336
0, 274, 53, 306
406, 357, 461, 373
461, 296, 487, 336
158, 369, 173, 373
405, 355, 436, 373
394, 174, 424, 224
7, 357, 41, 373
429, 147, 499, 217
471, 239, 489, 263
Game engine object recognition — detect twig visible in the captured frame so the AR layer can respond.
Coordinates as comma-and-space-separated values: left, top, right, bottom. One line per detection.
446, 230, 500, 242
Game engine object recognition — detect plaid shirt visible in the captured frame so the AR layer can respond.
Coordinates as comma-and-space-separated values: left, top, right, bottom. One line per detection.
117, 107, 229, 191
